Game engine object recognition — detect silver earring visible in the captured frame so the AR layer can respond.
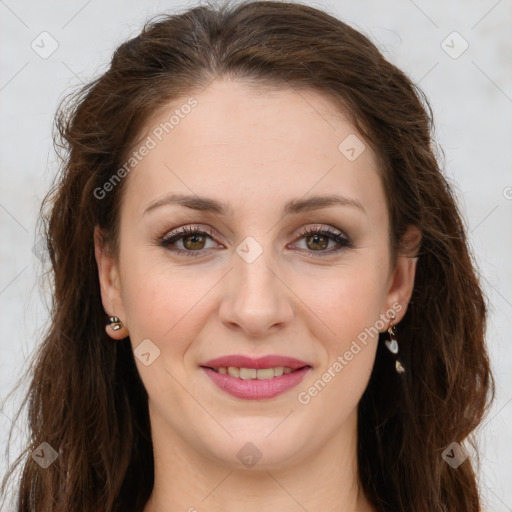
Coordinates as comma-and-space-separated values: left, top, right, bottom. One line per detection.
106, 316, 123, 331
385, 312, 405, 374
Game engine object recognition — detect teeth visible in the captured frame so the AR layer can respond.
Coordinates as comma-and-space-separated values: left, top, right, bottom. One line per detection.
255, 368, 274, 380
227, 367, 240, 378
274, 366, 284, 377
239, 368, 257, 380
215, 366, 298, 380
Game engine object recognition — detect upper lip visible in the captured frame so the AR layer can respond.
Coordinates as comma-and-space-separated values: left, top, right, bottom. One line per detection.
201, 354, 311, 370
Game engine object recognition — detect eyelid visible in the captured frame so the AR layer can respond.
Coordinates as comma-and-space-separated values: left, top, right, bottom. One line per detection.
161, 223, 347, 241
294, 223, 346, 239
160, 224, 218, 240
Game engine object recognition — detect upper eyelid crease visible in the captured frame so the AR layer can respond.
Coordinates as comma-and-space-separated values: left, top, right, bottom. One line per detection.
143, 193, 366, 217
161, 223, 348, 242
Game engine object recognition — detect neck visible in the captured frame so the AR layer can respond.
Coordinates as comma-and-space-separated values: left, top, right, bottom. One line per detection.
143, 407, 377, 512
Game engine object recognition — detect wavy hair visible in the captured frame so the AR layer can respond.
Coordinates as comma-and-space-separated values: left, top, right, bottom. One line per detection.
1, 1, 495, 510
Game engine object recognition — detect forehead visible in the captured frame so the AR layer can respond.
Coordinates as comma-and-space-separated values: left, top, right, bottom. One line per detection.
121, 78, 384, 223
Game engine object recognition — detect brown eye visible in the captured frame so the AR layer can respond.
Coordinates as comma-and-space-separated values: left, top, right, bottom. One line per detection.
292, 225, 352, 257
160, 226, 219, 257
182, 233, 207, 250
160, 224, 351, 259
304, 233, 330, 251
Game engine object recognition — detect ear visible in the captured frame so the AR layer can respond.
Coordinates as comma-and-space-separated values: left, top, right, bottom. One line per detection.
94, 226, 129, 340
381, 225, 422, 327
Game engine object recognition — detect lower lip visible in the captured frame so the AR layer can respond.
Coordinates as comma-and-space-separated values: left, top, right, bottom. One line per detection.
201, 366, 311, 400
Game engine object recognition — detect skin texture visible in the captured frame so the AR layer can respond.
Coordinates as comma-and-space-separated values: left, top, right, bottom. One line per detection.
94, 77, 419, 512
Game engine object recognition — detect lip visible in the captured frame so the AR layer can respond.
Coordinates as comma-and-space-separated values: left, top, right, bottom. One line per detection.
201, 354, 311, 370
200, 354, 312, 400
201, 366, 311, 400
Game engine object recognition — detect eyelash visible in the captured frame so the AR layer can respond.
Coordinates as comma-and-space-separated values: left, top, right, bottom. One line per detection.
159, 224, 352, 258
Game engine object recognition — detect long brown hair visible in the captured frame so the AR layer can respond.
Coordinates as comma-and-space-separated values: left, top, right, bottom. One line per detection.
1, 1, 495, 510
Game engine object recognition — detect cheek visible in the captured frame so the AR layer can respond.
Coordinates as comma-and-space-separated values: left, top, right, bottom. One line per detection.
297, 260, 387, 337
291, 257, 387, 396
120, 257, 219, 355
293, 269, 383, 437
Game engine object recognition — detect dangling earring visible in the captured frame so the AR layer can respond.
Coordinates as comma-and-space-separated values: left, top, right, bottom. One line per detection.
385, 312, 405, 374
106, 316, 123, 331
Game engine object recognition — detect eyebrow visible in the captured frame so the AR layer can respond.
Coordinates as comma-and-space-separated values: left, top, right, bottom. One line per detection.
143, 193, 366, 217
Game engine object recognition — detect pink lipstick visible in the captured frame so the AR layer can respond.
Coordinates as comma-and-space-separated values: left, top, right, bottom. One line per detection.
200, 354, 312, 400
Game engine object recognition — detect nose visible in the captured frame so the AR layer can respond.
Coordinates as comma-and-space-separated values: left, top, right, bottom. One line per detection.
218, 243, 294, 337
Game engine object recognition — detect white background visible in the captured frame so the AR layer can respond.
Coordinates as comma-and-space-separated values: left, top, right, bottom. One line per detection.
0, 0, 511, 510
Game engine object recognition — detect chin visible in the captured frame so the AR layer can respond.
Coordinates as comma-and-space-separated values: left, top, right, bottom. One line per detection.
202, 428, 307, 471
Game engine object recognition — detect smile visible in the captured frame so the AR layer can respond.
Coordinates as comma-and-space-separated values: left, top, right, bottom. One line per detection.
201, 365, 311, 400
210, 366, 297, 379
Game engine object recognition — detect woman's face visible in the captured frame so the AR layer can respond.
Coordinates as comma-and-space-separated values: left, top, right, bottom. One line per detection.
95, 78, 418, 469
